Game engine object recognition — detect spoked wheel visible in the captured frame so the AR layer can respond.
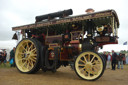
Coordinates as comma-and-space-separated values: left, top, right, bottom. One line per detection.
74, 51, 105, 81
15, 38, 41, 73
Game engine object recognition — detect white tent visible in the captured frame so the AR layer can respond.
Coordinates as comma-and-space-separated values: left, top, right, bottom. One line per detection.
0, 40, 16, 61
99, 45, 128, 52
0, 49, 3, 52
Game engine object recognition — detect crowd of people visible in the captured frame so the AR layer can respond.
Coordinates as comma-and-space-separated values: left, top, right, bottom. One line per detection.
0, 47, 15, 67
103, 50, 125, 70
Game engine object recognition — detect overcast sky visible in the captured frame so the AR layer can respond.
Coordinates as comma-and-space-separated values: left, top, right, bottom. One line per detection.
0, 0, 128, 51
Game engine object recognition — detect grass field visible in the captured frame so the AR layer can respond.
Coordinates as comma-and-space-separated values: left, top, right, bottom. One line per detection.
0, 62, 11, 68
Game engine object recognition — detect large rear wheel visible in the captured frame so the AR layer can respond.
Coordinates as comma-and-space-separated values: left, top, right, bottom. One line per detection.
15, 38, 41, 73
74, 51, 105, 81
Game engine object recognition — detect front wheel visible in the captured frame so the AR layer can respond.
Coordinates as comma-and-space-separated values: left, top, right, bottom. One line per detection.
74, 51, 105, 81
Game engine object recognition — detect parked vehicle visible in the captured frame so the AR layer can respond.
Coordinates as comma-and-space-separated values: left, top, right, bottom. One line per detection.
12, 9, 119, 81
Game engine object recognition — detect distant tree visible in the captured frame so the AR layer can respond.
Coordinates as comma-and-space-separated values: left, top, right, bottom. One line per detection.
120, 50, 127, 54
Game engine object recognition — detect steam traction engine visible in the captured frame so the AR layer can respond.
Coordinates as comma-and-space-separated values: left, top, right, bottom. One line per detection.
12, 9, 119, 81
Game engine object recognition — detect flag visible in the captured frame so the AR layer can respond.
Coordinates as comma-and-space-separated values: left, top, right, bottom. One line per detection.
123, 41, 127, 45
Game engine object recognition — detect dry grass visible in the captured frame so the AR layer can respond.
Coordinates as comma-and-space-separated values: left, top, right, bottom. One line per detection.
0, 62, 10, 68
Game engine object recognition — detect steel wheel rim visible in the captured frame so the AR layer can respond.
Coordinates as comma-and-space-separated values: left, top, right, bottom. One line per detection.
75, 52, 103, 80
15, 39, 37, 72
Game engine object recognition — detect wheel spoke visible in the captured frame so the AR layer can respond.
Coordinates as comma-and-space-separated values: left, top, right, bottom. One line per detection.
29, 59, 34, 69
79, 66, 86, 71
88, 54, 90, 62
78, 63, 85, 66
93, 72, 98, 75
26, 60, 30, 69
91, 68, 98, 75
79, 59, 86, 64
26, 42, 29, 51
30, 57, 36, 62
33, 50, 37, 54
83, 56, 87, 62
92, 68, 99, 75
18, 58, 26, 62
88, 71, 91, 77
30, 60, 34, 67
18, 52, 25, 55
30, 48, 36, 53
92, 64, 101, 70
21, 45, 26, 51
21, 61, 27, 68
93, 60, 99, 64
28, 44, 33, 51
31, 55, 37, 59
91, 56, 96, 63
83, 69, 88, 76
31, 54, 37, 57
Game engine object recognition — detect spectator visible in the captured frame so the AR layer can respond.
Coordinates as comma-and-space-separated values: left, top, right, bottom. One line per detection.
126, 54, 128, 64
0, 52, 6, 66
106, 52, 112, 69
3, 50, 7, 63
111, 50, 117, 70
122, 54, 126, 65
0, 52, 2, 60
10, 47, 16, 67
103, 51, 107, 63
116, 52, 119, 68
117, 53, 124, 69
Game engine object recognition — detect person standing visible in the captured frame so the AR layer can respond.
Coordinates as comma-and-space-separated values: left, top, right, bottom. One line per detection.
10, 47, 15, 67
111, 50, 117, 70
103, 51, 107, 63
117, 53, 124, 69
0, 53, 6, 66
3, 50, 7, 63
106, 52, 112, 69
